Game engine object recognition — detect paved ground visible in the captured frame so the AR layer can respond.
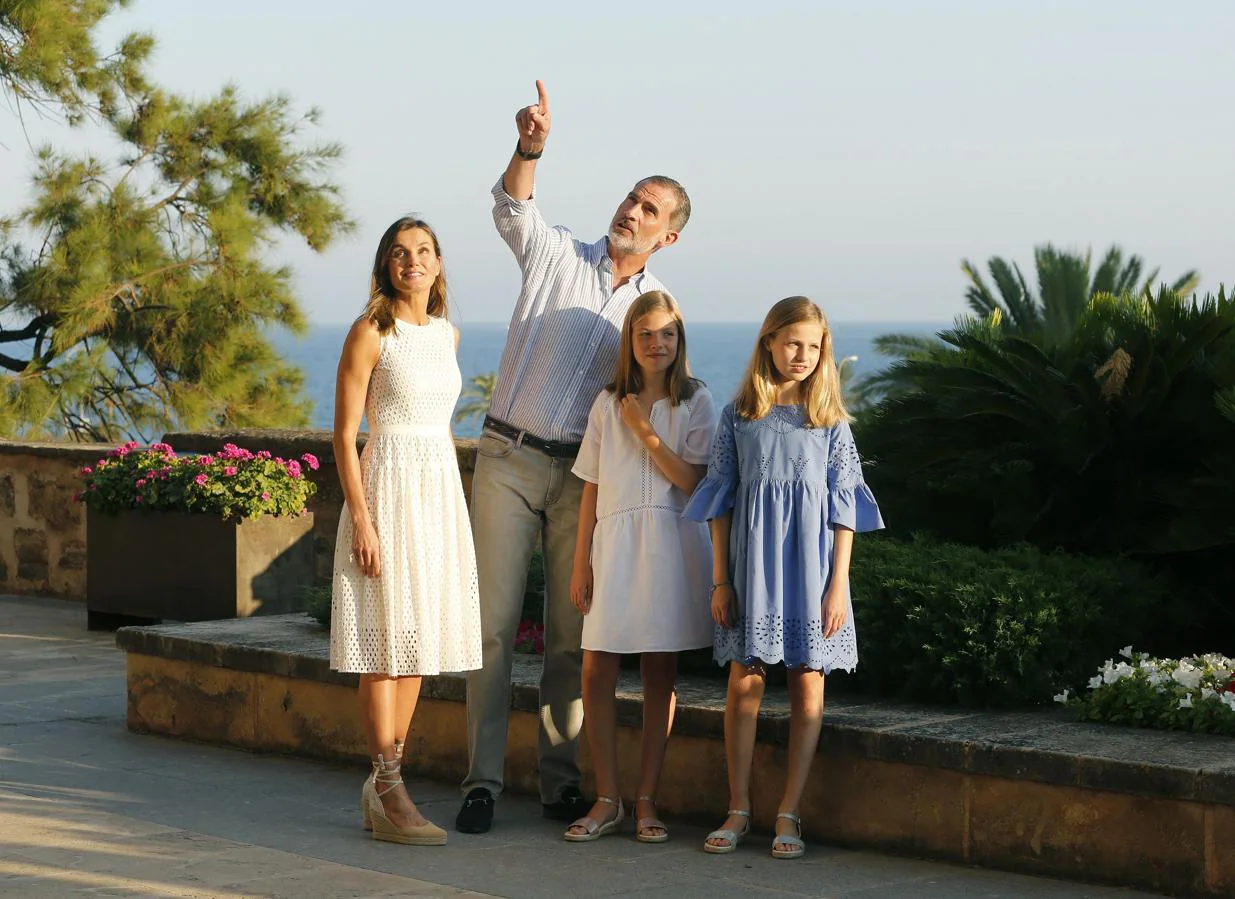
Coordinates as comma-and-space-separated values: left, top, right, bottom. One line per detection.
0, 594, 1168, 899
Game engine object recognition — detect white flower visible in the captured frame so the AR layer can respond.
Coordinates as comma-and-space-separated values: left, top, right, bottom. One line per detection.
1103, 663, 1134, 685
1119, 645, 1133, 660
1201, 687, 1217, 701
1053, 689, 1070, 704
1088, 675, 1103, 690
1173, 665, 1203, 690
1178, 695, 1194, 710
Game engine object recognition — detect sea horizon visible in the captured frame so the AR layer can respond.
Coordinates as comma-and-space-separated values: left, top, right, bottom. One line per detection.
278, 320, 948, 437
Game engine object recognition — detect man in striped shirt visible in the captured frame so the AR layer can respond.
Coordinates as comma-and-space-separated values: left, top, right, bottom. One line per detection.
457, 80, 691, 834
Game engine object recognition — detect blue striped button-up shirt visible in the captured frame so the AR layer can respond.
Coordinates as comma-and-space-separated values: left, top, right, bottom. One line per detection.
487, 179, 667, 444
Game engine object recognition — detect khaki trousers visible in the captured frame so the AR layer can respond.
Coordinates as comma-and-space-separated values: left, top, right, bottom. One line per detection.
462, 430, 584, 803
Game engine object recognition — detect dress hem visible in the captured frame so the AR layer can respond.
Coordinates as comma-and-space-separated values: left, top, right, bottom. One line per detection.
581, 641, 713, 654
329, 663, 482, 677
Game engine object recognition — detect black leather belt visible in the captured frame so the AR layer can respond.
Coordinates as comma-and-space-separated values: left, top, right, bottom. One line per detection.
482, 416, 581, 459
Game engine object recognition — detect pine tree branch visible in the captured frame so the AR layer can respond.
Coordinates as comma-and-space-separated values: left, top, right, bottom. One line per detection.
0, 350, 30, 372
0, 312, 56, 343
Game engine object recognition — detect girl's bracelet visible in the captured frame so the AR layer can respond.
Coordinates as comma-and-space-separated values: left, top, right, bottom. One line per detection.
709, 582, 731, 595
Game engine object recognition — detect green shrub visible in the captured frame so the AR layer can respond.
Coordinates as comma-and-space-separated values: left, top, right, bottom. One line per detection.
857, 287, 1235, 651
848, 534, 1165, 707
521, 547, 545, 623
1062, 649, 1235, 736
305, 585, 331, 628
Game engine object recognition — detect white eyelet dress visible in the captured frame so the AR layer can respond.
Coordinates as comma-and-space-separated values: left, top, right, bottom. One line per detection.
330, 316, 482, 676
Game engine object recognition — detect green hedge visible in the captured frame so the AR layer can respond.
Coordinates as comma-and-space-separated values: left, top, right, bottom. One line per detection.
847, 534, 1167, 707
305, 584, 331, 627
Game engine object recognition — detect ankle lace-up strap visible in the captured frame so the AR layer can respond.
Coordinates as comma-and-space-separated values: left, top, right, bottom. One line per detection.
373, 753, 403, 797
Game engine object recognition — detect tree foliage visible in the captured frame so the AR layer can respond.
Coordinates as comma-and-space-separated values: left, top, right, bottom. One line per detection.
0, 0, 150, 124
962, 243, 1199, 345
1, 1, 351, 441
858, 244, 1200, 402
858, 286, 1235, 648
453, 372, 496, 427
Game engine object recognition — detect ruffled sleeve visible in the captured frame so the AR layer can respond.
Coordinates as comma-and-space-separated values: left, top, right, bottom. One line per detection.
681, 386, 719, 465
827, 420, 885, 532
683, 402, 739, 521
570, 391, 609, 485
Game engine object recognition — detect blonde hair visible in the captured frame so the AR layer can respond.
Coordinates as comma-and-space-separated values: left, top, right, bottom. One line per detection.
359, 216, 448, 334
607, 290, 698, 405
733, 296, 850, 428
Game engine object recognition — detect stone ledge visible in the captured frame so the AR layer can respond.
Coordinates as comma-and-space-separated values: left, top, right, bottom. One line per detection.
115, 614, 1235, 808
0, 439, 112, 461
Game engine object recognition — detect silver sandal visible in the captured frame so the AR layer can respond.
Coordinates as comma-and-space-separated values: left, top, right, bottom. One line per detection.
703, 809, 751, 854
563, 796, 624, 842
771, 811, 805, 859
635, 795, 669, 843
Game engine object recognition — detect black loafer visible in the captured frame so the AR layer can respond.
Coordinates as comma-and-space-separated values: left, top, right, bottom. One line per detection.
456, 787, 495, 833
542, 785, 589, 822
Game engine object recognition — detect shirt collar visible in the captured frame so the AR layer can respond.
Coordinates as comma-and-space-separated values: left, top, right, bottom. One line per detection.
595, 236, 649, 288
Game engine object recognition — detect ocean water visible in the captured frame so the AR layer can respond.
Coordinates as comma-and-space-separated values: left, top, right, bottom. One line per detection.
276, 321, 943, 438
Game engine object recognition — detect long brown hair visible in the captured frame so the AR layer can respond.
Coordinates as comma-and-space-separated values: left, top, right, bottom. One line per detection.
360, 216, 448, 333
733, 296, 849, 427
607, 290, 698, 405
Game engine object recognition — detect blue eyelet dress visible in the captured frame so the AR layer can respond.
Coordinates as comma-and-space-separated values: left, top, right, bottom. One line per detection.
682, 403, 884, 673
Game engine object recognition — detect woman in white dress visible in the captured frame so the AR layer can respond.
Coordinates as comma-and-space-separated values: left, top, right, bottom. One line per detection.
565, 291, 718, 844
331, 216, 481, 846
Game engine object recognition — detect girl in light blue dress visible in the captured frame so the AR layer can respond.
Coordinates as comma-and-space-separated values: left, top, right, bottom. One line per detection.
683, 296, 884, 860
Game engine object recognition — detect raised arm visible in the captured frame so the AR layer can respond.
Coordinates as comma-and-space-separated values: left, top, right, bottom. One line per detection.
503, 79, 550, 201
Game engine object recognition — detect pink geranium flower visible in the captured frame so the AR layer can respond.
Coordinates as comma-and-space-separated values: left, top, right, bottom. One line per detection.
82, 439, 316, 520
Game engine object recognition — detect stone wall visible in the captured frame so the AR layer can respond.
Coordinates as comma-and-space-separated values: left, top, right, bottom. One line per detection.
0, 431, 479, 600
0, 441, 109, 598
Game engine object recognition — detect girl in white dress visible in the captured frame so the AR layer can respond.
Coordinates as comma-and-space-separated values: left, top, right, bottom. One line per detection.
565, 290, 718, 844
331, 216, 482, 847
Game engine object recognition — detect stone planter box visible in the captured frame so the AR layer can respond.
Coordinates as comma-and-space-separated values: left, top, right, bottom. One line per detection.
86, 508, 315, 629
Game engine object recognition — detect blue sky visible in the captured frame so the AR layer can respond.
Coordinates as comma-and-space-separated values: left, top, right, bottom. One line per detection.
1, 0, 1231, 325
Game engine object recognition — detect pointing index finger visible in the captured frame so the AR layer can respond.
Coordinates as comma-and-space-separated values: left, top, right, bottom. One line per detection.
535, 79, 549, 114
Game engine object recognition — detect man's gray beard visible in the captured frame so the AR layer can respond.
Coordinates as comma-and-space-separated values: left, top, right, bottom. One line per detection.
608, 229, 655, 256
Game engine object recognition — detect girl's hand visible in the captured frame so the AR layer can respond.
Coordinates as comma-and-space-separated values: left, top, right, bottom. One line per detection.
570, 565, 594, 614
351, 521, 381, 579
711, 583, 736, 629
822, 584, 848, 638
619, 395, 655, 444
